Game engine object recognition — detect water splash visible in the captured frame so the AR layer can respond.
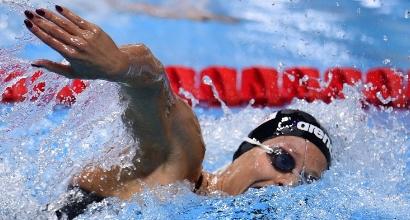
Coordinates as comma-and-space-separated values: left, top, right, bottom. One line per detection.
178, 87, 199, 108
0, 65, 136, 215
202, 75, 231, 115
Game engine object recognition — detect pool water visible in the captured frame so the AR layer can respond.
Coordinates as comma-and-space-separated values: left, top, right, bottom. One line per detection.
1, 0, 410, 219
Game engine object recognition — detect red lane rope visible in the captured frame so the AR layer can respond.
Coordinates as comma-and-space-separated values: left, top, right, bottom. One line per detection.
1, 66, 409, 108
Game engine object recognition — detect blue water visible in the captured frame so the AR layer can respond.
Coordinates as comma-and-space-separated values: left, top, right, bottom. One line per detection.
1, 0, 410, 219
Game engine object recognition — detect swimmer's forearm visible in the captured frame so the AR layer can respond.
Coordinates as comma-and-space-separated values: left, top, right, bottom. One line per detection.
116, 44, 176, 132
115, 43, 181, 174
117, 46, 205, 182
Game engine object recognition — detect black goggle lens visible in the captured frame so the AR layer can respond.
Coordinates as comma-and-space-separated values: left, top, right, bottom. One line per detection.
268, 149, 296, 173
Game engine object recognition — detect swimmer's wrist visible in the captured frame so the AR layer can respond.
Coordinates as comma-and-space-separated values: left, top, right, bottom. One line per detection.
118, 61, 165, 87
110, 51, 133, 82
114, 44, 176, 103
114, 44, 166, 87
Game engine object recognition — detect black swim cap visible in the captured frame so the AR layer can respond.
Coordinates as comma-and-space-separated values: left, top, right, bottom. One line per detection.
232, 109, 332, 167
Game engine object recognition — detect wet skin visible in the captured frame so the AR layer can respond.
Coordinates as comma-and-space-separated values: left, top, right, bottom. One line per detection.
23, 6, 328, 200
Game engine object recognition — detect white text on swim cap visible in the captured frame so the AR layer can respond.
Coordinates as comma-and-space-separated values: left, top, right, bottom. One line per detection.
296, 121, 332, 150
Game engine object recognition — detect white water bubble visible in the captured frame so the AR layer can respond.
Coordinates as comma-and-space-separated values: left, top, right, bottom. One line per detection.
382, 58, 391, 65
278, 62, 285, 72
383, 35, 388, 42
202, 75, 213, 86
287, 73, 295, 82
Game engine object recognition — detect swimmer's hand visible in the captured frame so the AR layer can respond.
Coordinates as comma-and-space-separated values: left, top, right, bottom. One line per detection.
24, 6, 144, 82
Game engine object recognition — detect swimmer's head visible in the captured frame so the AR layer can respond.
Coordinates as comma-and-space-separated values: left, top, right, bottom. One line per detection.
233, 109, 332, 167
216, 109, 332, 195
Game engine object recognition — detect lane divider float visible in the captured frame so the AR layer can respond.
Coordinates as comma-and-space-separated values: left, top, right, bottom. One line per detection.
1, 66, 409, 108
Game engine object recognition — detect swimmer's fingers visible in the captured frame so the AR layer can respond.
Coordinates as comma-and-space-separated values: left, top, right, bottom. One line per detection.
32, 59, 76, 79
34, 8, 82, 36
54, 5, 96, 31
24, 19, 77, 58
26, 11, 86, 49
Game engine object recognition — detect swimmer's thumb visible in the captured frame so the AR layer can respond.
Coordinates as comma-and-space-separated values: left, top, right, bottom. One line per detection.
32, 59, 76, 79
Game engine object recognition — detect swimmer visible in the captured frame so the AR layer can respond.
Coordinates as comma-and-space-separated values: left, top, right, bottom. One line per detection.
23, 6, 330, 219
105, 0, 240, 23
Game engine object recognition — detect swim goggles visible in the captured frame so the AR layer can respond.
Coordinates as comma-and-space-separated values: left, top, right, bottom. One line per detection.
243, 137, 318, 184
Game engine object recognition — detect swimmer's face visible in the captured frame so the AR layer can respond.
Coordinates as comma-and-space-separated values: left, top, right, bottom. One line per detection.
218, 136, 328, 195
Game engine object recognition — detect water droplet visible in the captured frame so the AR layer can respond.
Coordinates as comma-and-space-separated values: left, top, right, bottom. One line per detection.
249, 99, 255, 105
383, 35, 388, 42
202, 75, 212, 85
382, 58, 391, 65
336, 2, 340, 7
405, 10, 409, 19
287, 73, 295, 82
357, 8, 361, 15
278, 62, 285, 73
301, 75, 310, 83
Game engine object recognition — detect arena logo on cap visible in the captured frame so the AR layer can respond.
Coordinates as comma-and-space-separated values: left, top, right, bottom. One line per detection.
296, 121, 332, 150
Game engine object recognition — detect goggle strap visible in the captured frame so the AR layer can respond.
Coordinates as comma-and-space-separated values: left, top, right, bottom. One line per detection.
243, 137, 273, 154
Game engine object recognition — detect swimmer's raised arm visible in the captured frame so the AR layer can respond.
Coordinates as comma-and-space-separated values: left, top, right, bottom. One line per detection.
24, 6, 205, 198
